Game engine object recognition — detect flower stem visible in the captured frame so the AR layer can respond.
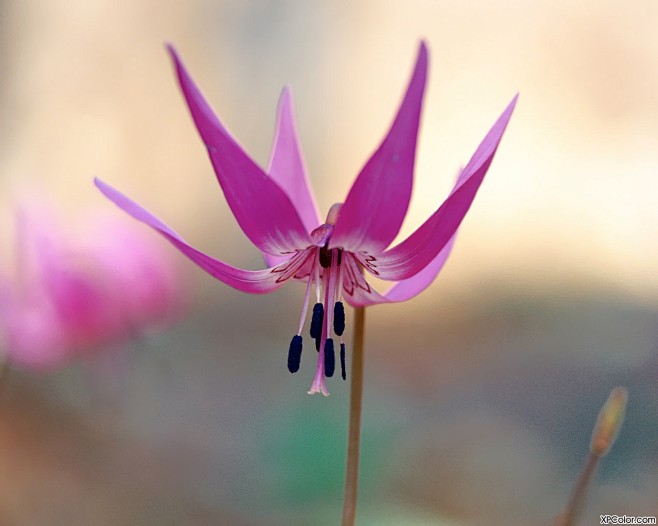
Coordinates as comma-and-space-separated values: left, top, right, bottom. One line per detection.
341, 306, 365, 526
0, 361, 9, 398
557, 452, 600, 526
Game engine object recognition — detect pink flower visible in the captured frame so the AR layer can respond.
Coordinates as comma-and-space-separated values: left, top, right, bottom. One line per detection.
85, 213, 186, 330
95, 42, 517, 395
0, 204, 186, 371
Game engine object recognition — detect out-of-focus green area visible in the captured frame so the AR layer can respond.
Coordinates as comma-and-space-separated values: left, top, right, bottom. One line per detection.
0, 1, 656, 525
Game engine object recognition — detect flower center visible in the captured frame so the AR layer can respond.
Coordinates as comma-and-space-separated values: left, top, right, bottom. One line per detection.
286, 203, 347, 396
319, 245, 342, 269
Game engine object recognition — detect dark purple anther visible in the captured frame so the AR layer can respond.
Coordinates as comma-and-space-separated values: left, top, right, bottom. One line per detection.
333, 301, 345, 336
340, 343, 346, 380
287, 335, 303, 373
324, 338, 335, 377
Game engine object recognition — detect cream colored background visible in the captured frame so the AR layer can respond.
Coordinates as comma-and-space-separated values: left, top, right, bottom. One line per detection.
2, 0, 656, 302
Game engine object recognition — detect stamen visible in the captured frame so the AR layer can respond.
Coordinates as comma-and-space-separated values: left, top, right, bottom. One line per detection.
323, 248, 339, 382
310, 302, 324, 351
314, 263, 321, 303
296, 257, 316, 335
325, 249, 339, 342
324, 338, 335, 377
287, 335, 302, 373
333, 301, 345, 336
340, 342, 346, 380
336, 260, 344, 302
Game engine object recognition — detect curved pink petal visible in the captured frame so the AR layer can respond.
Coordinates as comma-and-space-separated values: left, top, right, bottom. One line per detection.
370, 94, 518, 281
261, 88, 320, 268
94, 179, 286, 294
167, 45, 312, 256
267, 87, 321, 233
343, 235, 455, 307
330, 41, 428, 253
342, 275, 388, 307
382, 234, 456, 302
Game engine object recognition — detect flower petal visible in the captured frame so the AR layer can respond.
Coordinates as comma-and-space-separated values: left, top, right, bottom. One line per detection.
261, 88, 321, 267
167, 45, 312, 256
370, 95, 518, 281
94, 178, 286, 294
382, 234, 456, 302
267, 87, 321, 233
330, 41, 428, 253
342, 235, 455, 307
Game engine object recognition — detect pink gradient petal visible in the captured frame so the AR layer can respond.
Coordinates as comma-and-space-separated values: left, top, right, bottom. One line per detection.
95, 178, 286, 294
370, 95, 518, 281
342, 280, 387, 308
268, 87, 321, 233
342, 236, 455, 307
330, 42, 428, 253
261, 88, 320, 267
383, 234, 456, 302
167, 46, 312, 256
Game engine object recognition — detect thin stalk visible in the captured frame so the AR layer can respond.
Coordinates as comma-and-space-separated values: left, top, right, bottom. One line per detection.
557, 453, 599, 526
341, 306, 365, 526
556, 387, 627, 526
0, 362, 9, 399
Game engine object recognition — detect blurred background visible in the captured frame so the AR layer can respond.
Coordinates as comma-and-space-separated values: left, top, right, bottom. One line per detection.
0, 0, 656, 525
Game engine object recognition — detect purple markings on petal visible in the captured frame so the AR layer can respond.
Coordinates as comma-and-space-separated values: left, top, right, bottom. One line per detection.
342, 235, 457, 307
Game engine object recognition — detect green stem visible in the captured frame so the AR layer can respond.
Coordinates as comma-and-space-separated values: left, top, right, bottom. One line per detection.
341, 306, 365, 526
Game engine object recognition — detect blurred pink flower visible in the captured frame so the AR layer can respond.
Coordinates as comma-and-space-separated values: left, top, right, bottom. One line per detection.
0, 203, 187, 371
86, 213, 187, 330
96, 42, 516, 395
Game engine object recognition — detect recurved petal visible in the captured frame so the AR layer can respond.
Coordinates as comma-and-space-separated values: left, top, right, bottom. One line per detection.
368, 95, 518, 281
267, 87, 321, 233
330, 42, 428, 254
262, 252, 293, 268
343, 235, 455, 307
167, 45, 312, 256
382, 234, 456, 302
94, 179, 286, 294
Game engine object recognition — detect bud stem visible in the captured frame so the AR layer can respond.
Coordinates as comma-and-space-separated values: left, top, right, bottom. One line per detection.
556, 387, 628, 526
